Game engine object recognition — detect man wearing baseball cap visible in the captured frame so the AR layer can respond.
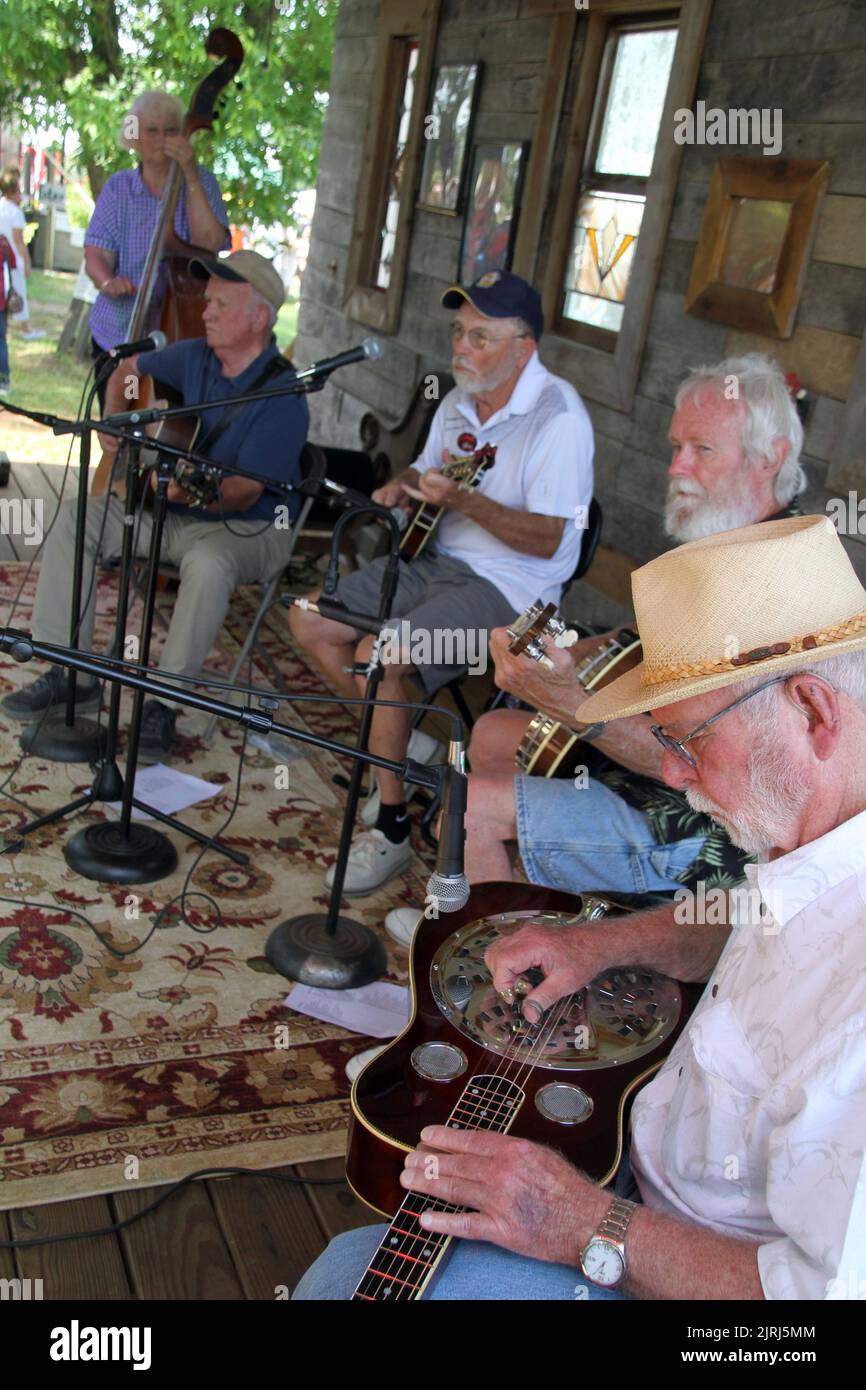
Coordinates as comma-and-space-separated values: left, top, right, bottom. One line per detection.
296, 515, 866, 1300
4, 250, 308, 763
290, 270, 594, 894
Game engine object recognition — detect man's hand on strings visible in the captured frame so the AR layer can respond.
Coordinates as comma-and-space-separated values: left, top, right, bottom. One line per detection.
400, 1127, 609, 1266
485, 919, 613, 1022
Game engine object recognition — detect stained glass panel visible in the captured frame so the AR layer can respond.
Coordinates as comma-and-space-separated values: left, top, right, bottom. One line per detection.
563, 191, 645, 332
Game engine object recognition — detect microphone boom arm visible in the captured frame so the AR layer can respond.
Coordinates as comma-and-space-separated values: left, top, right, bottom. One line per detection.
0, 628, 445, 793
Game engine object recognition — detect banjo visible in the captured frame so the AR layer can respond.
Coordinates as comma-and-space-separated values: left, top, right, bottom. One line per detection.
505, 600, 641, 778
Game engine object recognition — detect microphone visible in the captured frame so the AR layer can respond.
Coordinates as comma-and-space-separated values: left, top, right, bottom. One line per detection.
426, 744, 470, 914
295, 338, 383, 382
103, 330, 168, 360
285, 595, 388, 637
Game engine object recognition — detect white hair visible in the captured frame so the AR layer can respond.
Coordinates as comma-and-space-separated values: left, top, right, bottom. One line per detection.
250, 287, 278, 332
675, 353, 806, 506
736, 650, 866, 727
119, 90, 185, 151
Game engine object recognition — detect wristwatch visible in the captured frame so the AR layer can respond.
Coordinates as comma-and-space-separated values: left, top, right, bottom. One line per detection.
579, 1196, 637, 1288
575, 719, 605, 743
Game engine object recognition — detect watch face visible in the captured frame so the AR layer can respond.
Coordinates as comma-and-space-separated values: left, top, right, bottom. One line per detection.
583, 1239, 624, 1288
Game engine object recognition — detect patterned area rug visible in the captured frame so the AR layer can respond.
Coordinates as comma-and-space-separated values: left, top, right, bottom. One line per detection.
0, 561, 434, 1209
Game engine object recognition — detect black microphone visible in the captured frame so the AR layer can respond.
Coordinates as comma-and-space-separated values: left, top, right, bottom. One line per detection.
295, 338, 383, 382
284, 595, 388, 637
426, 746, 470, 914
103, 330, 168, 360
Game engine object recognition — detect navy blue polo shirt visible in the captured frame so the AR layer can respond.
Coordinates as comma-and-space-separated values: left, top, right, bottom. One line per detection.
137, 339, 308, 522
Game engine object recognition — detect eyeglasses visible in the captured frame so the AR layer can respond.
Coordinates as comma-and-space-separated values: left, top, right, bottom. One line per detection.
650, 674, 792, 770
449, 322, 529, 351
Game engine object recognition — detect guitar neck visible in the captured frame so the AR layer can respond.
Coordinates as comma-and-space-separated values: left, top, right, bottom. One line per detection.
351, 1072, 523, 1300
400, 446, 496, 559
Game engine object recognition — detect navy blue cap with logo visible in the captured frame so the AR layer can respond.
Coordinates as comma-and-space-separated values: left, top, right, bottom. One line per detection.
441, 270, 544, 342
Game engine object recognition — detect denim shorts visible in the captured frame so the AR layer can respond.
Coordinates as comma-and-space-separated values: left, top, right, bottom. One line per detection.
515, 773, 706, 895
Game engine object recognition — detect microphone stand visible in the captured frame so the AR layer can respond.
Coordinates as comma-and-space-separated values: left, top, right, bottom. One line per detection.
3, 377, 324, 882
267, 498, 402, 987
7, 411, 297, 881
2, 384, 112, 764
0, 627, 450, 988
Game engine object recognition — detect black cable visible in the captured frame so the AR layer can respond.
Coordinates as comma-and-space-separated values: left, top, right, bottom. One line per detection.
0, 1165, 349, 1250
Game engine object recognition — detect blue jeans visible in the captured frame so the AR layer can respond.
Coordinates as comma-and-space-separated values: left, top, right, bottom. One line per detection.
0, 308, 9, 381
293, 1159, 640, 1301
292, 1226, 629, 1300
515, 774, 705, 894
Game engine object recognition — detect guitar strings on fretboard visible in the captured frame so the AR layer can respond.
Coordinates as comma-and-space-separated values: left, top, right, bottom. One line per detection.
352, 987, 576, 1301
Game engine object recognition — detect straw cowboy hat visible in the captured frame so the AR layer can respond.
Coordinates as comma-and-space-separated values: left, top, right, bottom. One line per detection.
579, 515, 866, 725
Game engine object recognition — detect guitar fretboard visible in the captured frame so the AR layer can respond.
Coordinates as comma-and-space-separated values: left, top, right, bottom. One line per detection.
352, 1072, 524, 1301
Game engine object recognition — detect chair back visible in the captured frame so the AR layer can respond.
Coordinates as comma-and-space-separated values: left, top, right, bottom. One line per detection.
574, 496, 603, 581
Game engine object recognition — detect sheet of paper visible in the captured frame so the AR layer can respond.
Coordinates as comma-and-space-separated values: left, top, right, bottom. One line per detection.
286, 981, 411, 1039
106, 764, 220, 821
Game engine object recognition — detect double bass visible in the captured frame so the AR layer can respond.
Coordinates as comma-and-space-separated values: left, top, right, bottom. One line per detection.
92, 28, 244, 496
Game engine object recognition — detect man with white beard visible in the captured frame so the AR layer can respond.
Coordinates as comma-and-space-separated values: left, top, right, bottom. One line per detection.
298, 516, 866, 1301
290, 272, 593, 897
381, 353, 806, 952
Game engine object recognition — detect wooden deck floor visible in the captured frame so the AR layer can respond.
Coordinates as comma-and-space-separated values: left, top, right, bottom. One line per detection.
0, 455, 499, 1300
0, 1158, 382, 1299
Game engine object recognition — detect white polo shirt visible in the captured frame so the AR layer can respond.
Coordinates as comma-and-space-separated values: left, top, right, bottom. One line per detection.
412, 351, 594, 613
631, 809, 866, 1299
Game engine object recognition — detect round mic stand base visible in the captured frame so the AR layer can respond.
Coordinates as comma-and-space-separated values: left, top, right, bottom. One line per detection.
64, 821, 178, 884
265, 914, 387, 990
20, 715, 107, 764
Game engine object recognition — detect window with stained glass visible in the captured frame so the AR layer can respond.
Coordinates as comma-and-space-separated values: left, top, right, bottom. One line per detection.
562, 22, 677, 340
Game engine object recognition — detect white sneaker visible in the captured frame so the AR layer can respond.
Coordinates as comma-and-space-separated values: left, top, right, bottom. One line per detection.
20, 329, 46, 341
384, 906, 423, 949
345, 1045, 386, 1084
361, 726, 445, 827
324, 829, 413, 895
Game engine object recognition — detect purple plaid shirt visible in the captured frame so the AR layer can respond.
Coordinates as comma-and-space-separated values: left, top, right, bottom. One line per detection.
85, 165, 229, 350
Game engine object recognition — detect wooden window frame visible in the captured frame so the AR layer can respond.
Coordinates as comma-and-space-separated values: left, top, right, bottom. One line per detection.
515, 0, 713, 413
343, 0, 441, 335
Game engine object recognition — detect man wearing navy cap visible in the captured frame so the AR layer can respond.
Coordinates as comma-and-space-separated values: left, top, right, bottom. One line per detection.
290, 271, 594, 895
3, 251, 308, 763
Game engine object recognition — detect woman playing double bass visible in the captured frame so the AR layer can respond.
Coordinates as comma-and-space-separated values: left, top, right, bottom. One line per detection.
83, 87, 229, 446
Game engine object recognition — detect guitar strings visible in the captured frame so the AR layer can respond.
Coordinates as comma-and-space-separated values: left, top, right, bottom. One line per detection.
356, 974, 578, 1299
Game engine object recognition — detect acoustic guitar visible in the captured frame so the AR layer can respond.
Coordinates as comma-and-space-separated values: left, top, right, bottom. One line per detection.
138, 409, 220, 510
347, 882, 700, 1300
399, 444, 496, 560
506, 601, 642, 779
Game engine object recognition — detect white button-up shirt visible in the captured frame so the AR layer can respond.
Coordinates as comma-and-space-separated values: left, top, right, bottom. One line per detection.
631, 809, 866, 1299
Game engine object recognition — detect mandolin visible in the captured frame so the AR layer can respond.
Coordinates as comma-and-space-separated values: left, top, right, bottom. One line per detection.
399, 444, 496, 560
506, 601, 641, 779
347, 882, 700, 1300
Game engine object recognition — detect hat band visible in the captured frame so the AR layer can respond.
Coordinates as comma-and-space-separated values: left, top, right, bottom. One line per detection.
641, 607, 866, 687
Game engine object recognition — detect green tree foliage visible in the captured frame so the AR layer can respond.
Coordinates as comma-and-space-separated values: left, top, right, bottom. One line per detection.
0, 0, 335, 226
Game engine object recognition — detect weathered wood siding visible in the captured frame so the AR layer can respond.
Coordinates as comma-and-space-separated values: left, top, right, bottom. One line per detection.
297, 0, 866, 619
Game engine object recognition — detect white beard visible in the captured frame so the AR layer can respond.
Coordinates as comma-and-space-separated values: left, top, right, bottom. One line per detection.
684, 728, 809, 856
665, 480, 760, 542
453, 354, 517, 398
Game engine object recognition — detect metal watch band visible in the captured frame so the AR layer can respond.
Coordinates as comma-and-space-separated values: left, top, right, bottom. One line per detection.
576, 720, 605, 743
596, 1196, 637, 1245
